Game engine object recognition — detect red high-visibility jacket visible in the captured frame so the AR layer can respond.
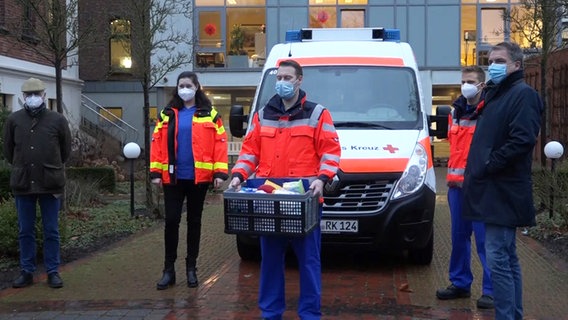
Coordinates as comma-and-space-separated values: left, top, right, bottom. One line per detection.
446, 95, 485, 187
150, 105, 228, 185
232, 91, 341, 183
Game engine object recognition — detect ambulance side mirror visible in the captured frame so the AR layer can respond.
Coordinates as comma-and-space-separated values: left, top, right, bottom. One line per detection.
428, 106, 451, 139
229, 104, 248, 138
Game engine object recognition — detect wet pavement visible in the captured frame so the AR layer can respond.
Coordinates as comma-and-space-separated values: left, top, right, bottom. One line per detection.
0, 168, 567, 319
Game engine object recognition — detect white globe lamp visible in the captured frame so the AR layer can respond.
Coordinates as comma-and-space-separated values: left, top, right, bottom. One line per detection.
123, 142, 141, 217
544, 141, 564, 159
543, 140, 564, 219
123, 142, 141, 159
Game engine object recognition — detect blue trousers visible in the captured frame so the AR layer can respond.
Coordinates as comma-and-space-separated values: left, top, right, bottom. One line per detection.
485, 224, 523, 320
447, 187, 492, 296
15, 194, 62, 274
259, 226, 322, 320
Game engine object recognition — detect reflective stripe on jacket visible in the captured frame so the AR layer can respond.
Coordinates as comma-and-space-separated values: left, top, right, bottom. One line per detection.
446, 96, 485, 187
232, 90, 341, 183
149, 106, 228, 185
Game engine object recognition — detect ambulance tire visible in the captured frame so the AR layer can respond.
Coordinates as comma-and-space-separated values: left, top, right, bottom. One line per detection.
407, 231, 433, 265
236, 235, 261, 261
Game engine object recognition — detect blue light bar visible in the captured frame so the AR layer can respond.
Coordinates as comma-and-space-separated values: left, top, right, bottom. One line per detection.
285, 30, 302, 42
382, 29, 401, 42
285, 28, 401, 42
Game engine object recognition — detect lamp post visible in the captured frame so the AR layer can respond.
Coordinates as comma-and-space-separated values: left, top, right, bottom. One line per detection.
123, 142, 141, 217
544, 141, 564, 218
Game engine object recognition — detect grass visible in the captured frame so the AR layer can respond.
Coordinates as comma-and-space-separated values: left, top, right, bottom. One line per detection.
0, 181, 161, 278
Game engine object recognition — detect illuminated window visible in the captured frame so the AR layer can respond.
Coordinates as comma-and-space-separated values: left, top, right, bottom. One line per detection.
461, 5, 477, 66
99, 107, 123, 124
109, 19, 132, 71
195, 2, 266, 69
149, 106, 158, 123
309, 1, 366, 28
508, 4, 543, 50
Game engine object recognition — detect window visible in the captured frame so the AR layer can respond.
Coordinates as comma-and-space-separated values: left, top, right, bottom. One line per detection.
0, 0, 6, 29
461, 5, 477, 66
256, 66, 420, 128
149, 106, 158, 123
99, 107, 123, 125
309, 1, 367, 28
562, 23, 568, 43
109, 19, 132, 71
22, 4, 36, 39
195, 1, 266, 69
0, 93, 11, 111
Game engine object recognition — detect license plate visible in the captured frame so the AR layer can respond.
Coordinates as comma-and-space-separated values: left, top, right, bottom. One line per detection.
320, 219, 358, 233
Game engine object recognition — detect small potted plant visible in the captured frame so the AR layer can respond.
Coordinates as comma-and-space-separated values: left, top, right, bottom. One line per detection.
228, 24, 248, 68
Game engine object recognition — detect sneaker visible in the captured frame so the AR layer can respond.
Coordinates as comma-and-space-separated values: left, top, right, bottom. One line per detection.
12, 271, 33, 288
47, 272, 64, 289
476, 294, 494, 309
436, 284, 471, 300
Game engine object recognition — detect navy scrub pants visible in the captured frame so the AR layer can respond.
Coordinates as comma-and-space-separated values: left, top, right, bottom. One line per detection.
258, 224, 322, 320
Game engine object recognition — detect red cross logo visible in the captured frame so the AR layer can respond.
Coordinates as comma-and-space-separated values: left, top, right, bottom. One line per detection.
383, 144, 399, 154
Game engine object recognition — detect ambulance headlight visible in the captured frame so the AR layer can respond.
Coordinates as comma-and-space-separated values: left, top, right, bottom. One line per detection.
391, 143, 427, 200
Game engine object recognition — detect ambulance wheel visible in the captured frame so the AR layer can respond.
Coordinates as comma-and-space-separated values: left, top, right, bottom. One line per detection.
236, 235, 261, 261
408, 231, 433, 265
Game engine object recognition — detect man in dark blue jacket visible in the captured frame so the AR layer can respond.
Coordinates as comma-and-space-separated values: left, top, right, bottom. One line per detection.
462, 42, 543, 320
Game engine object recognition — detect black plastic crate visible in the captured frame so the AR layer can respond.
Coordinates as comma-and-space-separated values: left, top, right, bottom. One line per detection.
223, 178, 320, 236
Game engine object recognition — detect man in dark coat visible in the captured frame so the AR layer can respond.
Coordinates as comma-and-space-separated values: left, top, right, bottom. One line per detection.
462, 42, 543, 320
2, 78, 72, 289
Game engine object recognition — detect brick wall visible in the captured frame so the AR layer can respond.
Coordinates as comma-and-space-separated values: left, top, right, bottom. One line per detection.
525, 48, 568, 163
78, 0, 140, 81
0, 0, 52, 66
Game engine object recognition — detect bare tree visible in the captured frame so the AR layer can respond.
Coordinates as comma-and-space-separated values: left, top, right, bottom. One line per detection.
8, 0, 96, 113
118, 0, 195, 211
505, 0, 568, 165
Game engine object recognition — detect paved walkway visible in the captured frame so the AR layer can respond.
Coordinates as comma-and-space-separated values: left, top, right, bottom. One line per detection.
0, 168, 567, 319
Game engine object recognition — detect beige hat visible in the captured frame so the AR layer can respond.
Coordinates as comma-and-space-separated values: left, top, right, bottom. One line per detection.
21, 78, 46, 92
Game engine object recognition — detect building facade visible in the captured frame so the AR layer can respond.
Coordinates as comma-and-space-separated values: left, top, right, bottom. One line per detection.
0, 0, 82, 129
77, 0, 543, 148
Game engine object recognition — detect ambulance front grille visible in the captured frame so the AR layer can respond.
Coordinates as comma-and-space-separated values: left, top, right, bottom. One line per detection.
323, 181, 394, 213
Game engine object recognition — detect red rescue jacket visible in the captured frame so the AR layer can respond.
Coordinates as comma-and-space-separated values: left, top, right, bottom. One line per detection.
150, 105, 228, 185
232, 90, 341, 183
447, 95, 485, 187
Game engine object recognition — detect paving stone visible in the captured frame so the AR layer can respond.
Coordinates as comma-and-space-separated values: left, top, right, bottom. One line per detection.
0, 168, 566, 319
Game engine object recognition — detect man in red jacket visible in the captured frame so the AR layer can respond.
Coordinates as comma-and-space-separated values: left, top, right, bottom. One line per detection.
436, 66, 493, 309
229, 59, 341, 320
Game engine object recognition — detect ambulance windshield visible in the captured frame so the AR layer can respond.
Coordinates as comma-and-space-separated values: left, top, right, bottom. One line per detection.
256, 66, 422, 129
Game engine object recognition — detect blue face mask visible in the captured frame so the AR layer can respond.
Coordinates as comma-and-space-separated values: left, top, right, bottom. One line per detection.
275, 80, 296, 100
488, 63, 508, 84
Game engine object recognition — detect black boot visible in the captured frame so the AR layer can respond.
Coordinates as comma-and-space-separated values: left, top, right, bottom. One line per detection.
156, 264, 175, 290
186, 259, 198, 288
12, 271, 33, 288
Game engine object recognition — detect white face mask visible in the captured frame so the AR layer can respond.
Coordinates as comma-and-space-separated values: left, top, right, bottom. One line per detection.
178, 88, 196, 102
461, 83, 480, 100
25, 95, 44, 109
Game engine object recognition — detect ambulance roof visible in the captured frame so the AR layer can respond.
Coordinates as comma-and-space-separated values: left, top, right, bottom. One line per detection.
264, 28, 418, 70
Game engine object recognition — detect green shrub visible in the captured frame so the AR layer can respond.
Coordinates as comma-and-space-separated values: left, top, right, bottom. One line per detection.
66, 166, 116, 193
0, 168, 11, 202
0, 199, 18, 257
0, 166, 116, 203
0, 199, 62, 259
65, 178, 103, 209
533, 161, 568, 226
0, 108, 9, 163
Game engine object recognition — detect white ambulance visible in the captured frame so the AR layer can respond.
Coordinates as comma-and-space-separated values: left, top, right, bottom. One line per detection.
229, 28, 449, 265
